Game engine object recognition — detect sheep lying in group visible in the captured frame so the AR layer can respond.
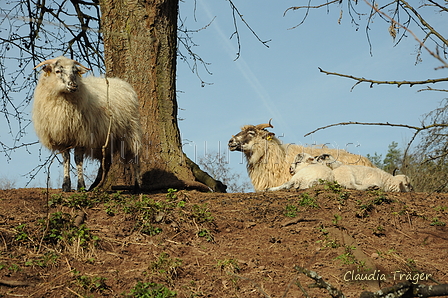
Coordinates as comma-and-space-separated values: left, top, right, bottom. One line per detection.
266, 153, 334, 191
332, 164, 412, 192
266, 152, 412, 192
228, 120, 375, 191
32, 56, 142, 192
315, 153, 412, 192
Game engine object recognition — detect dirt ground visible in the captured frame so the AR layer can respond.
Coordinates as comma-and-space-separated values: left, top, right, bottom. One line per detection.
0, 186, 447, 297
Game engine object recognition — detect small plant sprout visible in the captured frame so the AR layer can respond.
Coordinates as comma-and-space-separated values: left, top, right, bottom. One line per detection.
125, 282, 177, 298
198, 229, 214, 242
166, 188, 178, 200
430, 217, 446, 226
191, 204, 214, 223
217, 258, 240, 274
332, 214, 342, 225
334, 245, 357, 265
148, 252, 182, 285
284, 204, 299, 217
298, 193, 319, 208
324, 180, 343, 193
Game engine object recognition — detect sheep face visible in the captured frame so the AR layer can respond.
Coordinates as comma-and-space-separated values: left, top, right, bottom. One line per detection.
290, 153, 314, 174
316, 154, 334, 164
36, 56, 89, 93
394, 175, 413, 192
228, 125, 275, 153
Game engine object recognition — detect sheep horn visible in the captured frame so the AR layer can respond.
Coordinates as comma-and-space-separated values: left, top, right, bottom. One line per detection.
255, 118, 273, 130
33, 58, 91, 72
33, 58, 59, 70
74, 60, 91, 72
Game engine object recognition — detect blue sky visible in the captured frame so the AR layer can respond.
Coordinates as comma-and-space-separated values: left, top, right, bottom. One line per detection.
1, 0, 446, 191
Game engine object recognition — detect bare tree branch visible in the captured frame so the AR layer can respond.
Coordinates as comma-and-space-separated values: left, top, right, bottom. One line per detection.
427, 0, 448, 13
227, 0, 271, 60
398, 0, 448, 47
360, 281, 448, 298
294, 266, 347, 298
304, 121, 448, 137
284, 0, 340, 16
318, 67, 448, 90
177, 13, 215, 87
365, 0, 448, 69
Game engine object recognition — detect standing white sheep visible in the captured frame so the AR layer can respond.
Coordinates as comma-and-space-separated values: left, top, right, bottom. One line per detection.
32, 56, 142, 191
266, 153, 335, 191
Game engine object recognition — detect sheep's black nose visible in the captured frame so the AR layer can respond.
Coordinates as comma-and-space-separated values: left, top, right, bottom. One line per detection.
67, 81, 78, 92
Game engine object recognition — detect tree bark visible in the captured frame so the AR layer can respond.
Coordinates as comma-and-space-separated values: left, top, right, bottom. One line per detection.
99, 0, 222, 191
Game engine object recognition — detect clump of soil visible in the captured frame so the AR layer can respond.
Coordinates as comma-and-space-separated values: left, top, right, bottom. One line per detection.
0, 185, 447, 297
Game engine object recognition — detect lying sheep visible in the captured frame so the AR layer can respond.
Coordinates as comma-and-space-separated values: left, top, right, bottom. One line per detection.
228, 120, 374, 191
32, 56, 142, 191
266, 153, 335, 191
332, 164, 412, 192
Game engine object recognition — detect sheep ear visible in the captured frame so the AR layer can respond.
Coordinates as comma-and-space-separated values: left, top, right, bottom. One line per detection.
265, 132, 275, 141
294, 153, 303, 163
42, 65, 52, 76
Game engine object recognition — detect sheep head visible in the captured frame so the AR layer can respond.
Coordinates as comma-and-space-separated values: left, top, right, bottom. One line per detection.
394, 175, 413, 192
34, 56, 90, 93
290, 153, 315, 174
228, 119, 275, 153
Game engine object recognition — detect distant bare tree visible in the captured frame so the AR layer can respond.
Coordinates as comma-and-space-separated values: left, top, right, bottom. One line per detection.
198, 152, 252, 193
0, 175, 16, 190
404, 100, 448, 192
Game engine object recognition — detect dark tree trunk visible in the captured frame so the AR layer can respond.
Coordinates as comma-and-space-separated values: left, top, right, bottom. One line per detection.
99, 0, 225, 192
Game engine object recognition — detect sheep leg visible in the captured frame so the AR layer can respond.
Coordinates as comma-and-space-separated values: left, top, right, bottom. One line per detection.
131, 161, 141, 191
267, 180, 297, 191
62, 150, 71, 192
74, 147, 86, 191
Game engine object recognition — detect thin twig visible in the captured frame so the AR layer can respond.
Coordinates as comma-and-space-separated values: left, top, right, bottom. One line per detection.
295, 279, 310, 298
284, 0, 340, 30
66, 287, 84, 298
